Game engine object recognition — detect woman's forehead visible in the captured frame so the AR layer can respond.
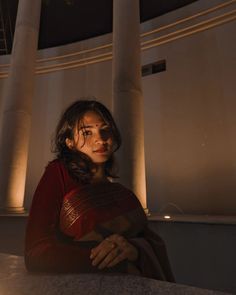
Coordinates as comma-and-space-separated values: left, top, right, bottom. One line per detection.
78, 111, 108, 127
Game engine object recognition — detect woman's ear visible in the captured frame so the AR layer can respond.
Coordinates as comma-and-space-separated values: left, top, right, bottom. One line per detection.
65, 138, 74, 149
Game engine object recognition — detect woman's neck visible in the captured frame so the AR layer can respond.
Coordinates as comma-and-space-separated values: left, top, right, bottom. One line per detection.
92, 164, 108, 183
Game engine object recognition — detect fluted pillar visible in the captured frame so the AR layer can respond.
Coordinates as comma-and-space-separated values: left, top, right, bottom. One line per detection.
112, 0, 147, 211
0, 0, 42, 212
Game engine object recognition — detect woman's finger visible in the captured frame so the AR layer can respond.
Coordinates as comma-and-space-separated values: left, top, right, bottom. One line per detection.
106, 249, 127, 268
91, 239, 116, 266
97, 247, 122, 269
106, 234, 138, 262
90, 238, 114, 258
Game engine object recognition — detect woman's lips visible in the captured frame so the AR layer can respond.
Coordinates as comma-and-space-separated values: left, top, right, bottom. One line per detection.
93, 148, 108, 153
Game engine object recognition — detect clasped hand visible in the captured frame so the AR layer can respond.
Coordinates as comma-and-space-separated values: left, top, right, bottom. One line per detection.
90, 234, 138, 270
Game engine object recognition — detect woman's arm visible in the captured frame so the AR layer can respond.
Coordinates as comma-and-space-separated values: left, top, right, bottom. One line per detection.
25, 161, 97, 273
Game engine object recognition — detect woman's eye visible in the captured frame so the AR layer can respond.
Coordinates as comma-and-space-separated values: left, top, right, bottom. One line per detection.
101, 128, 112, 137
104, 128, 111, 133
82, 130, 92, 136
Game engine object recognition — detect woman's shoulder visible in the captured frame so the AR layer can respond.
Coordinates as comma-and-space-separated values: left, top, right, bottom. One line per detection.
36, 159, 74, 195
37, 158, 65, 181
45, 158, 82, 192
46, 158, 65, 170
42, 158, 69, 184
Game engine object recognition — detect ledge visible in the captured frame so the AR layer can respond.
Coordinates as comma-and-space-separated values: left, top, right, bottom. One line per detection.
148, 214, 236, 225
1, 212, 236, 225
0, 253, 229, 295
0, 212, 28, 217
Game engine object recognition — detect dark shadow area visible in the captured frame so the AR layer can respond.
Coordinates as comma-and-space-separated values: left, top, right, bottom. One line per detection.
150, 221, 236, 294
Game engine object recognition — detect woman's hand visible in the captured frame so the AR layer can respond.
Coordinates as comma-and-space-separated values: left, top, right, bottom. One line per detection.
90, 234, 138, 270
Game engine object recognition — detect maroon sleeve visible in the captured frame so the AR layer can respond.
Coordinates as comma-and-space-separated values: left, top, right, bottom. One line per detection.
24, 161, 98, 273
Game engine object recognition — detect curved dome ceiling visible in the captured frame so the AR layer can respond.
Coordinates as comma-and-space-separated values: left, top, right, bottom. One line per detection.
1, 0, 198, 54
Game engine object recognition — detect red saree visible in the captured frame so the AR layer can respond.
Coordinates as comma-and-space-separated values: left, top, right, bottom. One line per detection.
60, 182, 147, 242
25, 159, 174, 281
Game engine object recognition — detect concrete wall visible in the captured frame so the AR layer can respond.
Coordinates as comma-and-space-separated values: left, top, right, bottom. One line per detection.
142, 0, 236, 215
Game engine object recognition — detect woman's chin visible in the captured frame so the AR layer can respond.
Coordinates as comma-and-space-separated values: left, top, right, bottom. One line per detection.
91, 152, 111, 164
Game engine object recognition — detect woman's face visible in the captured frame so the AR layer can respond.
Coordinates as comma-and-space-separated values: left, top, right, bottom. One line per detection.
66, 111, 114, 164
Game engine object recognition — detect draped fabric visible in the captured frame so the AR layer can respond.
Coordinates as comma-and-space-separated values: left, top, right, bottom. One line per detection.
25, 159, 174, 281
60, 182, 147, 242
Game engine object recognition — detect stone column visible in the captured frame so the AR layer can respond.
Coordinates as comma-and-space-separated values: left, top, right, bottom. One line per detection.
0, 0, 42, 212
112, 0, 147, 211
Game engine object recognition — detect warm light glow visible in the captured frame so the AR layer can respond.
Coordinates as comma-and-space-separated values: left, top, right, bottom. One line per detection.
164, 215, 171, 219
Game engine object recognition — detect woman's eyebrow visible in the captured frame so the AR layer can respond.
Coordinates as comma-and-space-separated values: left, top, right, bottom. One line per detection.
79, 125, 93, 130
79, 123, 108, 130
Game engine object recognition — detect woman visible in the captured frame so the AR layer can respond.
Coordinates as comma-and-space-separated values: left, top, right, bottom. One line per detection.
25, 99, 174, 281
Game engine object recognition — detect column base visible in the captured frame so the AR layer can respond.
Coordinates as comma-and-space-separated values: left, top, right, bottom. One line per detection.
0, 206, 27, 215
144, 207, 151, 217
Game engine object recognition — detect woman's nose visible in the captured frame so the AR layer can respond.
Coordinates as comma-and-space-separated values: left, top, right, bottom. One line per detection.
94, 131, 105, 143
95, 130, 109, 143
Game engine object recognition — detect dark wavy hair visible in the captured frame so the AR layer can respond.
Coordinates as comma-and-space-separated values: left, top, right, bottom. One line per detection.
52, 99, 122, 183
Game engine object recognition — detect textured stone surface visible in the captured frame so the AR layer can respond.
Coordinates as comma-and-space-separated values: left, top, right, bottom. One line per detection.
0, 253, 231, 295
